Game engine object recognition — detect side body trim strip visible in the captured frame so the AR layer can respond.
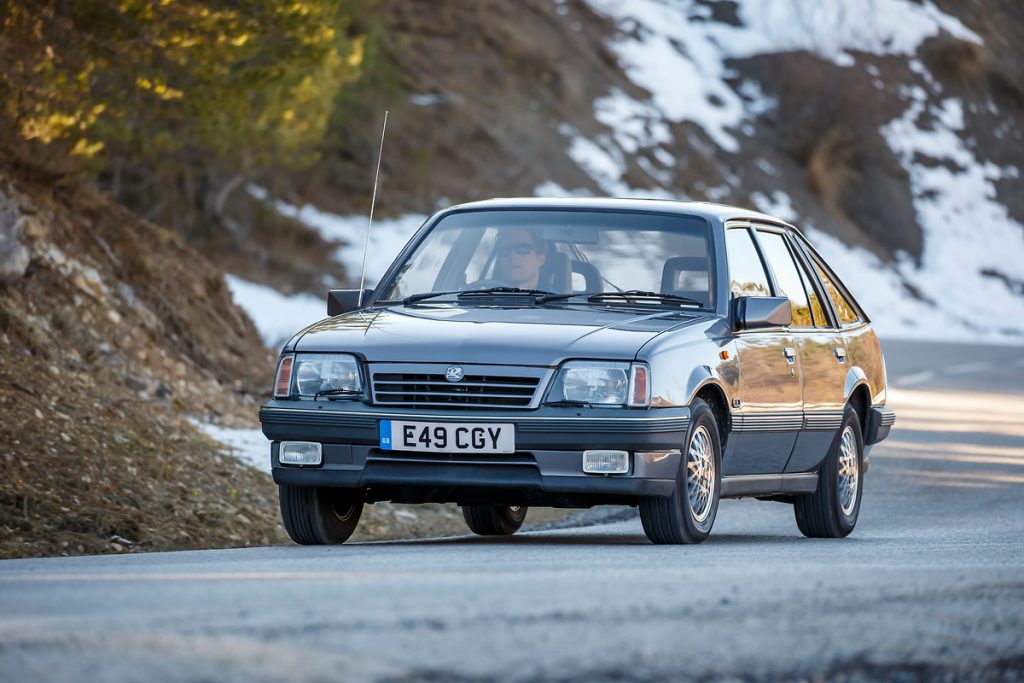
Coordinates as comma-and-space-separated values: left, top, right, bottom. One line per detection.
720, 473, 819, 497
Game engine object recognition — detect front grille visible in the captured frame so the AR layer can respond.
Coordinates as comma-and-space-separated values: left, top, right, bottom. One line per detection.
371, 371, 541, 408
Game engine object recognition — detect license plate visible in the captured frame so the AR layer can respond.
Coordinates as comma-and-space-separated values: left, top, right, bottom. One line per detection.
379, 420, 515, 453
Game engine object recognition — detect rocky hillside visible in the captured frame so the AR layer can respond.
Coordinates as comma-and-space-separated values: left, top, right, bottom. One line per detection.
0, 170, 293, 557
233, 0, 1023, 344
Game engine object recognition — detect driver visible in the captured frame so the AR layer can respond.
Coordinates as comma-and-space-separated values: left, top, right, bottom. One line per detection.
493, 227, 547, 290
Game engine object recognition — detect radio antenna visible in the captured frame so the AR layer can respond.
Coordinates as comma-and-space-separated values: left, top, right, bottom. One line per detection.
357, 110, 388, 307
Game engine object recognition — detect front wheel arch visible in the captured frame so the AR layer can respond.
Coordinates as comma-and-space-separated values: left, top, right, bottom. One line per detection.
639, 397, 722, 544
692, 381, 732, 452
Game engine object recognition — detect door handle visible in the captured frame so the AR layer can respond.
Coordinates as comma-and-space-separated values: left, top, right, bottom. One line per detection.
834, 347, 847, 363
783, 347, 797, 364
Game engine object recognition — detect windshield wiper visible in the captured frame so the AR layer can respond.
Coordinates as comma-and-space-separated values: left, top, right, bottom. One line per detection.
540, 290, 702, 307
402, 289, 466, 304
403, 287, 553, 305
314, 389, 362, 401
456, 287, 553, 299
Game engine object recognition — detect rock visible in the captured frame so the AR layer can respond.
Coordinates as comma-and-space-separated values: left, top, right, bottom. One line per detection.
0, 193, 30, 282
72, 265, 108, 300
16, 215, 47, 243
124, 375, 148, 392
40, 244, 67, 268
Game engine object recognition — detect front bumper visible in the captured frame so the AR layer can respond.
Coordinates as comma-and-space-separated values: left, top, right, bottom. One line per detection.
259, 401, 690, 501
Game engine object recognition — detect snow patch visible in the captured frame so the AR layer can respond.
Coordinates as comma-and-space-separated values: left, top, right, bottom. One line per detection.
225, 275, 324, 349
594, 88, 671, 154
559, 126, 676, 198
804, 228, 984, 342
259, 198, 427, 288
533, 181, 592, 198
751, 190, 797, 223
879, 92, 1024, 342
190, 419, 270, 474
566, 134, 629, 195
233, 188, 429, 348
410, 93, 444, 106
584, 0, 977, 155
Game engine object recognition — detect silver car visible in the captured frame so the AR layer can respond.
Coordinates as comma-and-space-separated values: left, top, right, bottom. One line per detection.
260, 198, 894, 545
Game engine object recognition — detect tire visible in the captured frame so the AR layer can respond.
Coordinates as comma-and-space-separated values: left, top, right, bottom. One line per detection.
279, 485, 363, 545
462, 504, 527, 536
794, 404, 864, 538
639, 397, 722, 544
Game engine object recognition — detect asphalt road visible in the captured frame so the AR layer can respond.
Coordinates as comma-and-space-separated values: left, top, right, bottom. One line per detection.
2, 340, 1023, 682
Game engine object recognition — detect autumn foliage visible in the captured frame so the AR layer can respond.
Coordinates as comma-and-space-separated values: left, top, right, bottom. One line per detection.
0, 0, 366, 176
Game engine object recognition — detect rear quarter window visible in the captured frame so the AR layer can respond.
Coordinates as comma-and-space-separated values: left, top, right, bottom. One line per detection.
815, 263, 860, 325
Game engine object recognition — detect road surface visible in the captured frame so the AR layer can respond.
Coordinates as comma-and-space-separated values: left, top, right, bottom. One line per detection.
1, 340, 1022, 682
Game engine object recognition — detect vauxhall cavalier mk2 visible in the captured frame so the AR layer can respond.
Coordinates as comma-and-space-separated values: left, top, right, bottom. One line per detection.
260, 198, 894, 545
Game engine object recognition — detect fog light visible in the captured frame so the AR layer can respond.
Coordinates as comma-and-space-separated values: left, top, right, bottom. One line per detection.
279, 441, 322, 466
583, 449, 629, 475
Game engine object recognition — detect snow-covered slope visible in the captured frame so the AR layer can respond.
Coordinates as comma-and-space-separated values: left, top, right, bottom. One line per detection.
567, 0, 1021, 342
236, 0, 1022, 346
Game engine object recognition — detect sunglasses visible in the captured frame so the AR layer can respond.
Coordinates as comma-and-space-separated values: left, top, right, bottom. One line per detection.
496, 243, 541, 257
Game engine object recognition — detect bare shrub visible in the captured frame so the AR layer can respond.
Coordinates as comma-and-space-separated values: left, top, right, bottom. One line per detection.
921, 35, 988, 85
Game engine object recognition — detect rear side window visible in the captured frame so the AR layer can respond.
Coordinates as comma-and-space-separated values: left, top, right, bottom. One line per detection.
793, 252, 829, 327
726, 229, 771, 298
755, 231, 813, 327
815, 262, 860, 325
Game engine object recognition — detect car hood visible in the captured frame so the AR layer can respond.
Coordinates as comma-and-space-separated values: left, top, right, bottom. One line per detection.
292, 304, 712, 365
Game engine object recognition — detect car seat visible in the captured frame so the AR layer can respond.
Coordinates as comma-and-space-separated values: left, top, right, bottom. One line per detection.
539, 250, 572, 292
661, 256, 710, 306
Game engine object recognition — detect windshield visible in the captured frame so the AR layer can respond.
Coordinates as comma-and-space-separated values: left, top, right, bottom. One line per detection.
377, 209, 714, 308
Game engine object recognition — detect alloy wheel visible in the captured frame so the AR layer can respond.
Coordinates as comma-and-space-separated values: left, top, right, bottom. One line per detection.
686, 425, 716, 523
836, 425, 859, 517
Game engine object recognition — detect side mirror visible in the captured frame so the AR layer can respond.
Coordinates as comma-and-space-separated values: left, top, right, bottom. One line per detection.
734, 296, 791, 331
327, 289, 374, 316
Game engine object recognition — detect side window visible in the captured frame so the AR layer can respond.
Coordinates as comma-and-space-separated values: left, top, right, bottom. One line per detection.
725, 228, 771, 298
793, 251, 829, 327
755, 231, 813, 327
814, 262, 860, 325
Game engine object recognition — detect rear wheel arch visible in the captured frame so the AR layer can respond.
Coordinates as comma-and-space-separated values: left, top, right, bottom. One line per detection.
794, 404, 864, 538
847, 382, 871, 440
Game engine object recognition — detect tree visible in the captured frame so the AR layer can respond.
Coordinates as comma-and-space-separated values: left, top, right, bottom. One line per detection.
0, 0, 366, 177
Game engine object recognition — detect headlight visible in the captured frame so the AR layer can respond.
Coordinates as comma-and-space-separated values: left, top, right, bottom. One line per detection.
291, 353, 363, 398
547, 361, 650, 407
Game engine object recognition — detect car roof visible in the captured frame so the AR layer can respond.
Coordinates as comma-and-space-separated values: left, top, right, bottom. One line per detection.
445, 197, 795, 229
